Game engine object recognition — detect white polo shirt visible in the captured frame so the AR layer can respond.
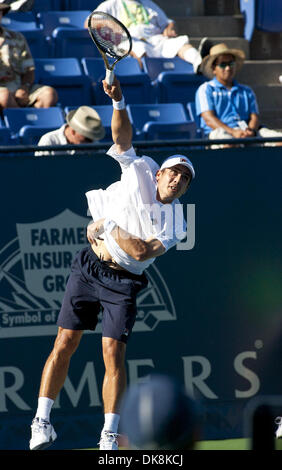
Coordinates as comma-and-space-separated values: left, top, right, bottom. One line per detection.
86, 145, 187, 275
35, 125, 75, 156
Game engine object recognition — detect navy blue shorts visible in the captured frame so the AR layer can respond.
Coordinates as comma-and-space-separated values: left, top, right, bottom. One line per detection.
57, 246, 148, 343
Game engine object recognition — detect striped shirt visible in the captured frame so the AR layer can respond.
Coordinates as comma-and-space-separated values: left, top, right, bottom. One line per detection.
195, 78, 259, 135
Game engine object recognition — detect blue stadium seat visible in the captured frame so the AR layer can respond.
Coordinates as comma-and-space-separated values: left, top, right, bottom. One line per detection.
156, 73, 206, 105
66, 0, 100, 10
65, 104, 113, 141
1, 11, 37, 31
37, 10, 91, 36
81, 57, 109, 105
1, 12, 49, 58
186, 102, 204, 139
0, 128, 12, 145
25, 30, 50, 58
34, 58, 91, 107
33, 0, 64, 12
52, 28, 99, 58
126, 103, 197, 141
81, 57, 153, 105
37, 10, 91, 57
142, 57, 194, 82
115, 57, 143, 76
3, 107, 65, 145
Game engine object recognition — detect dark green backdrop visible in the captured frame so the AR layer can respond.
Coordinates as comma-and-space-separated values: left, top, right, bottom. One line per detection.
0, 146, 281, 449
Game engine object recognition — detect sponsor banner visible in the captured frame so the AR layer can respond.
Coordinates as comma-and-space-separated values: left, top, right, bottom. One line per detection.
0, 207, 177, 338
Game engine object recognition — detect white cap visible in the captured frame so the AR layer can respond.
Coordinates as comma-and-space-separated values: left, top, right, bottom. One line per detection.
160, 155, 195, 179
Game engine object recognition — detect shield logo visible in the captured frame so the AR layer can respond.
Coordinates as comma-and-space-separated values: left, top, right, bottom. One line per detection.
16, 209, 89, 303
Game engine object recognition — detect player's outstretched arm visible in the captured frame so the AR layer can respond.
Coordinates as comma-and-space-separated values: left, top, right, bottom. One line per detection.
102, 78, 133, 153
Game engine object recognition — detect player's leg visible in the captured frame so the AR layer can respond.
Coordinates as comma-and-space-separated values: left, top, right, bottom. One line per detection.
102, 337, 127, 414
38, 327, 83, 400
29, 327, 83, 450
30, 246, 100, 450
98, 337, 127, 450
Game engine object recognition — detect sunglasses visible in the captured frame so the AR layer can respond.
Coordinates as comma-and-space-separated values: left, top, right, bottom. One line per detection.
216, 61, 236, 69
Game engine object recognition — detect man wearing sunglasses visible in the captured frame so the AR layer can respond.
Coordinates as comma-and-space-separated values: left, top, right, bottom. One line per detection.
195, 43, 282, 148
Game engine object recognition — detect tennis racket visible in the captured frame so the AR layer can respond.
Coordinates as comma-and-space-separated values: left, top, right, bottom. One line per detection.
88, 11, 132, 85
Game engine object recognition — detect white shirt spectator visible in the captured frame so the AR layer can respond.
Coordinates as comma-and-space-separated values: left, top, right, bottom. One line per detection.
35, 125, 75, 156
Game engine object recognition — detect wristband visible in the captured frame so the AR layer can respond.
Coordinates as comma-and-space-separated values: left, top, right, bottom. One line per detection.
103, 218, 117, 234
112, 95, 125, 110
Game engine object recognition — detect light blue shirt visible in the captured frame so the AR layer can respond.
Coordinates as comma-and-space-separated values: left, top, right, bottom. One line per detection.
195, 78, 259, 135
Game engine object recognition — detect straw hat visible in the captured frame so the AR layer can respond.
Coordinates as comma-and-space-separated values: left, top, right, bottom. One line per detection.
66, 106, 105, 141
0, 3, 11, 15
200, 42, 245, 79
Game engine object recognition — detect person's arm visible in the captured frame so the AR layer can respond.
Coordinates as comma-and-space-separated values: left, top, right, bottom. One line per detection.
87, 218, 166, 261
201, 110, 249, 138
13, 68, 34, 106
102, 77, 133, 153
246, 112, 259, 136
162, 21, 177, 37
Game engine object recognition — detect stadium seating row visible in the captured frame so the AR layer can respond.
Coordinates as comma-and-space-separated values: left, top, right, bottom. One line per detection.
0, 101, 202, 146
2, 10, 92, 58
30, 56, 206, 108
0, 8, 206, 146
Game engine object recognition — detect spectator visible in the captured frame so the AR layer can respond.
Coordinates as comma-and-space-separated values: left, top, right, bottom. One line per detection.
36, 106, 106, 156
0, 0, 34, 11
119, 374, 201, 450
0, 4, 58, 112
87, 0, 211, 72
196, 43, 282, 148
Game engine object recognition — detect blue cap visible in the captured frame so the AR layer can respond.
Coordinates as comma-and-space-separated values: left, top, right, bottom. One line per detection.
120, 374, 200, 449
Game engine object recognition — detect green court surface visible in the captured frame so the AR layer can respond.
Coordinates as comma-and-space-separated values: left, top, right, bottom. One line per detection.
195, 439, 250, 450
87, 438, 282, 450
195, 438, 282, 450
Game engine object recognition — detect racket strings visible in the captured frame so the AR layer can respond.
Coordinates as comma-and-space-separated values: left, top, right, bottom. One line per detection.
89, 17, 131, 58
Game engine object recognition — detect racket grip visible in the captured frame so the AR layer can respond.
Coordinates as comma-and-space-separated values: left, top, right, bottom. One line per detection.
105, 69, 114, 85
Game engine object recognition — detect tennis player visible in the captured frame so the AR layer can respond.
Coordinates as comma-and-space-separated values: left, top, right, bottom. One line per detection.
29, 78, 195, 451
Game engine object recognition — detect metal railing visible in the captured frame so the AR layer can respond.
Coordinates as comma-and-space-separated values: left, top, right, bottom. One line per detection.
0, 135, 282, 157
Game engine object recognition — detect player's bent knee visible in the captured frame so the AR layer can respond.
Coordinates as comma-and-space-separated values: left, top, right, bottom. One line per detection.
54, 328, 82, 358
102, 337, 126, 367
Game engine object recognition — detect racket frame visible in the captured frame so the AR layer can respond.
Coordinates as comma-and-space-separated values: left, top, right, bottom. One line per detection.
87, 11, 132, 85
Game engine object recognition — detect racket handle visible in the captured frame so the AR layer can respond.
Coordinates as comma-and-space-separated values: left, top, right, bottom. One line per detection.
105, 69, 114, 85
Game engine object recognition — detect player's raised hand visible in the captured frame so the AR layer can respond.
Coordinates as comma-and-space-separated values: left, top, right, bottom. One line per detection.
102, 77, 123, 102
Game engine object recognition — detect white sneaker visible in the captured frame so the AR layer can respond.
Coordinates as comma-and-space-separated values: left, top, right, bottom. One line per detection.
98, 430, 119, 450
30, 417, 57, 450
275, 417, 282, 438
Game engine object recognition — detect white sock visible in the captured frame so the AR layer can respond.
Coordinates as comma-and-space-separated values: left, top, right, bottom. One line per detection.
183, 47, 202, 72
103, 413, 120, 434
35, 397, 54, 422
